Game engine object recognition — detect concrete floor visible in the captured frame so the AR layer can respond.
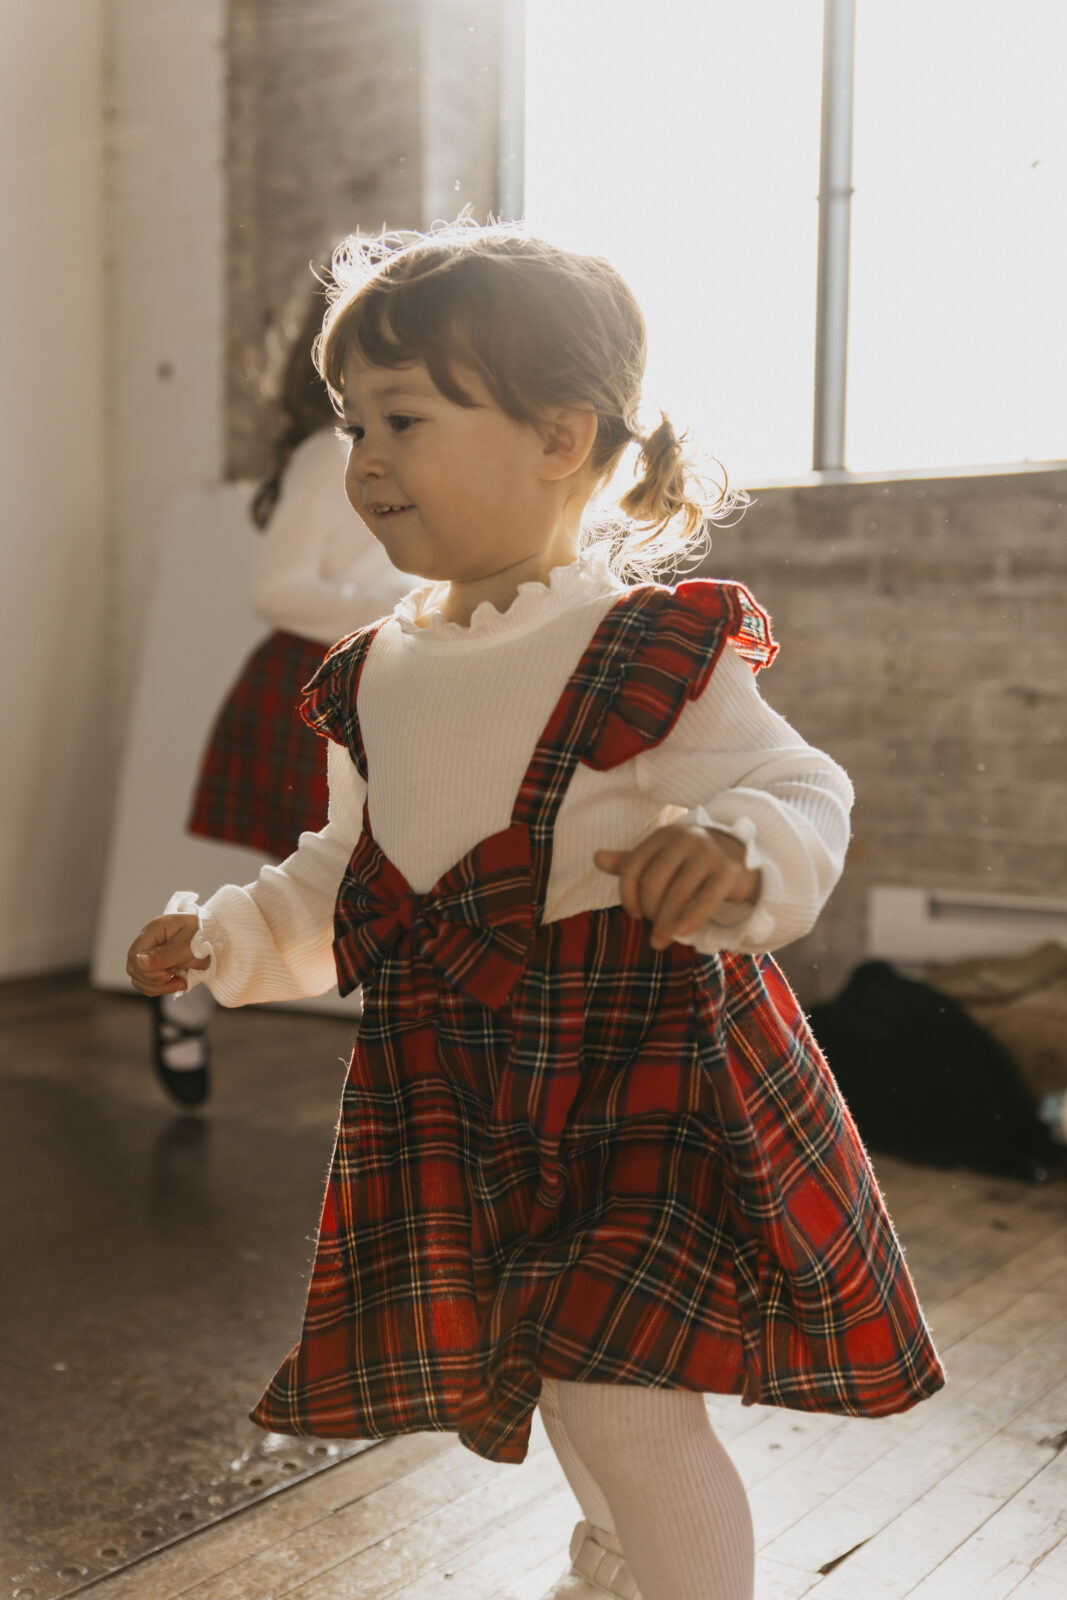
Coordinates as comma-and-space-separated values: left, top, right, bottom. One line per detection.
4, 975, 1067, 1600
1, 975, 369, 1600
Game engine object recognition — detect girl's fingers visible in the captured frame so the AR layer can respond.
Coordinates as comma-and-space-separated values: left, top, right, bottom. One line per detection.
616, 838, 664, 920
126, 915, 208, 994
132, 944, 168, 971
127, 947, 192, 995
665, 873, 734, 944
595, 844, 637, 912
595, 829, 746, 945
593, 848, 622, 873
132, 927, 208, 973
650, 860, 723, 948
127, 964, 187, 997
630, 837, 696, 924
149, 937, 207, 970
130, 949, 184, 984
597, 836, 700, 924
141, 977, 188, 997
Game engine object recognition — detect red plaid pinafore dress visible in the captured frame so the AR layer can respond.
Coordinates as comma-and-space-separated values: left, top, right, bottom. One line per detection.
251, 579, 945, 1463
188, 631, 330, 860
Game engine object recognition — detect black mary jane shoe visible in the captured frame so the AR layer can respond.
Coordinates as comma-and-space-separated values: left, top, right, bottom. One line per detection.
150, 996, 211, 1108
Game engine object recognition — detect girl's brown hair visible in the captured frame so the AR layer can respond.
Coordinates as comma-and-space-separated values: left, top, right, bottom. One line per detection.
317, 220, 744, 579
250, 284, 339, 530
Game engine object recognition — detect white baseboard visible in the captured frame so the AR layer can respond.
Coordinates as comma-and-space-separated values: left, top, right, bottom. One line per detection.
867, 885, 1067, 965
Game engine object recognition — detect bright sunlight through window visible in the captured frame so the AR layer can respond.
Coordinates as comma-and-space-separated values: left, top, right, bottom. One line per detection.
524, 0, 823, 489
523, 1, 1066, 484
848, 1, 1067, 472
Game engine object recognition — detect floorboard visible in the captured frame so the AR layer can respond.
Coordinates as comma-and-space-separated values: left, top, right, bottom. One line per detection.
4, 975, 1065, 1600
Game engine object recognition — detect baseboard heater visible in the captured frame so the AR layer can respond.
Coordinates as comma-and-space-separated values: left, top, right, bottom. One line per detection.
867, 886, 1067, 966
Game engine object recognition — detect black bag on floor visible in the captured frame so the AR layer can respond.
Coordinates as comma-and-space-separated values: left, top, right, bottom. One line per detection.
808, 960, 1061, 1182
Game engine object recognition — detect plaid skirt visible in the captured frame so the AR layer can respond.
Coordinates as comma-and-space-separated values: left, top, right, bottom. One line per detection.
188, 630, 329, 860
251, 579, 945, 1463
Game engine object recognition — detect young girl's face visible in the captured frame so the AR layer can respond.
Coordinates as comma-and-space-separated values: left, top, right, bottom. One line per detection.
339, 357, 561, 584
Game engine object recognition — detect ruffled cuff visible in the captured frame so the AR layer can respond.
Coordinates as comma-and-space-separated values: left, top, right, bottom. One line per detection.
163, 890, 218, 991
675, 808, 781, 948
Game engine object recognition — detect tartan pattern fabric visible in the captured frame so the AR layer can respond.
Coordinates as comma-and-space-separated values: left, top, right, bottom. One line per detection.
251, 580, 944, 1463
188, 630, 329, 860
331, 811, 537, 1009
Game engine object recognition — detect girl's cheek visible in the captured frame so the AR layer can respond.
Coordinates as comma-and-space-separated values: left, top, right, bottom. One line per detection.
344, 454, 362, 512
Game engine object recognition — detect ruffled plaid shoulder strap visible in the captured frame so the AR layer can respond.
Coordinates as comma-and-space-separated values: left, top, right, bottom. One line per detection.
299, 621, 386, 779
581, 579, 777, 772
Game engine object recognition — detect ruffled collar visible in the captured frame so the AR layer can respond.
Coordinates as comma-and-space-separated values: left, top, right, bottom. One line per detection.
392, 542, 623, 644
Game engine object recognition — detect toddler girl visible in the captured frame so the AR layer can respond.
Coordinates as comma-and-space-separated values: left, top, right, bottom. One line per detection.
127, 222, 944, 1600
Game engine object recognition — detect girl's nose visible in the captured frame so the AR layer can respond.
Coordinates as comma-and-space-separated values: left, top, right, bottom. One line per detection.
350, 448, 378, 481
344, 449, 379, 512
346, 437, 385, 486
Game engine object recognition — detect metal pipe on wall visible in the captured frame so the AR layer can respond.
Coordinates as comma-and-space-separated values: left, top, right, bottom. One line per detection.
812, 0, 856, 471
497, 0, 525, 220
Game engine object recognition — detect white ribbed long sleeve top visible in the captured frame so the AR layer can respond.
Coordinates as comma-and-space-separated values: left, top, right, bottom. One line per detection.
250, 428, 417, 645
176, 544, 853, 1006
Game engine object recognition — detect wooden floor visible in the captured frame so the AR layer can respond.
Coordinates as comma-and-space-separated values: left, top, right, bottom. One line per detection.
86, 1153, 1067, 1599
9, 976, 1067, 1600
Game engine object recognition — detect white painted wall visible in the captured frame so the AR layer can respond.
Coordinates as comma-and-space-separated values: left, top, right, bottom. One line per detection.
106, 0, 226, 737
0, 0, 109, 974
0, 0, 227, 978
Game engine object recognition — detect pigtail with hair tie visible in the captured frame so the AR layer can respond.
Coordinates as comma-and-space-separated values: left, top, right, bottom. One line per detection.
619, 412, 704, 541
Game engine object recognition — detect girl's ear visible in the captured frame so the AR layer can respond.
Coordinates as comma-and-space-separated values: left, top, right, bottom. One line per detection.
537, 406, 599, 481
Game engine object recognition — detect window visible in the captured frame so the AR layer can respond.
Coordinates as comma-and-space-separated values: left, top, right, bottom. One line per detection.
521, 0, 1066, 482
847, 0, 1067, 471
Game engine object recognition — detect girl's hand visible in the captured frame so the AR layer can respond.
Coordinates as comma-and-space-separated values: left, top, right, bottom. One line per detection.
126, 914, 210, 996
594, 825, 762, 951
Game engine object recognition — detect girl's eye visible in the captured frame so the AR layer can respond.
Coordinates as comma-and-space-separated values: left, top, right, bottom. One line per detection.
388, 414, 419, 433
337, 423, 364, 444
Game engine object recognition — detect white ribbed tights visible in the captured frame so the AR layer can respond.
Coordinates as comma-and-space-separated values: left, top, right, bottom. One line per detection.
537, 1379, 754, 1600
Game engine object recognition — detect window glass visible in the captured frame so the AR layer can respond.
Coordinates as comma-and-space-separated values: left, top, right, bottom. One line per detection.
524, 1, 824, 488
847, 1, 1067, 471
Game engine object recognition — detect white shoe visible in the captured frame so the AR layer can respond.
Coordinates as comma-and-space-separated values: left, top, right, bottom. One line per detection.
536, 1522, 642, 1600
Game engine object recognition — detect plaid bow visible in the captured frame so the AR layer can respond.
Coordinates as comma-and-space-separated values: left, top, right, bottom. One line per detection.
333, 821, 537, 1009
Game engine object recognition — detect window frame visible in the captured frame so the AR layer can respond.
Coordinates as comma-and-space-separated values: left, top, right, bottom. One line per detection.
506, 0, 1066, 487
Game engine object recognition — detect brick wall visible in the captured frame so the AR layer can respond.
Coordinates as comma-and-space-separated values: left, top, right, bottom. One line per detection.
701, 468, 1067, 1004
225, 0, 501, 479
